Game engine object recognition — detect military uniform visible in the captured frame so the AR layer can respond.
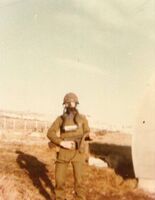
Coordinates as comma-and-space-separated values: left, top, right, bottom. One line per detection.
47, 112, 90, 200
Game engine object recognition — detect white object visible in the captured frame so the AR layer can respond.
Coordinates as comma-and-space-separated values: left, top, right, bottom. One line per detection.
30, 132, 41, 137
60, 141, 75, 149
88, 156, 107, 168
132, 78, 155, 193
64, 125, 78, 131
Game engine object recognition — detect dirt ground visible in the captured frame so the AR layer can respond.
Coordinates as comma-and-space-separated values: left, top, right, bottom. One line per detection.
0, 140, 155, 200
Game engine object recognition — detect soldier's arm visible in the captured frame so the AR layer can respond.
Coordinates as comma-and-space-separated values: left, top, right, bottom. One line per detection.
82, 115, 96, 140
78, 115, 90, 153
82, 115, 90, 134
47, 116, 63, 146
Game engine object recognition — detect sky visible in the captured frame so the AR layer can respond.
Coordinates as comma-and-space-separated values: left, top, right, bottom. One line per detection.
0, 0, 155, 127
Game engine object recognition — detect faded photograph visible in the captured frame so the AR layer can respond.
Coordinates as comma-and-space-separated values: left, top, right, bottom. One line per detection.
0, 1, 155, 200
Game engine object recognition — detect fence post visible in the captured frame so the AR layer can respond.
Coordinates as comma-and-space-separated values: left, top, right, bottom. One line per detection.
13, 118, 16, 130
45, 121, 47, 130
3, 117, 6, 129
24, 120, 27, 132
35, 120, 38, 131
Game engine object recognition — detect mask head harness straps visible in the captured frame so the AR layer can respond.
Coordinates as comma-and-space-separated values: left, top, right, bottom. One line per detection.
60, 110, 80, 132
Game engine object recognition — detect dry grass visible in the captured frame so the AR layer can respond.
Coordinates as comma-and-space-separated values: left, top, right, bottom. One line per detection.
0, 175, 36, 200
0, 132, 155, 200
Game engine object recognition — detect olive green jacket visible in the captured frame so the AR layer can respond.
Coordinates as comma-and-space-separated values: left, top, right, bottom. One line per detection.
47, 113, 90, 146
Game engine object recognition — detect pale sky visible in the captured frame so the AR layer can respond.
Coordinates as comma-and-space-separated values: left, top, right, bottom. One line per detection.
0, 0, 155, 126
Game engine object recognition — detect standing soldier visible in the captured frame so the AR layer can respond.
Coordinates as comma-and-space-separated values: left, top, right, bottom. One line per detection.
47, 92, 90, 200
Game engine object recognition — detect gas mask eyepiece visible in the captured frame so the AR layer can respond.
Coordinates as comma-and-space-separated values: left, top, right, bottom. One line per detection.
64, 101, 76, 108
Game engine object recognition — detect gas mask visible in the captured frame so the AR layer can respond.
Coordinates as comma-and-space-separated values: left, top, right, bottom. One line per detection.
63, 101, 78, 114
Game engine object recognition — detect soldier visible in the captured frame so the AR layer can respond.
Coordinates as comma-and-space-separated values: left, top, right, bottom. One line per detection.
47, 92, 90, 200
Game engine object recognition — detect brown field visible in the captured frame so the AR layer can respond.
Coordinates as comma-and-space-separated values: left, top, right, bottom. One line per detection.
0, 132, 155, 200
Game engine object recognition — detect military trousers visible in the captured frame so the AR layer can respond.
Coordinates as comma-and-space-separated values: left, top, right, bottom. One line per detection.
55, 149, 86, 200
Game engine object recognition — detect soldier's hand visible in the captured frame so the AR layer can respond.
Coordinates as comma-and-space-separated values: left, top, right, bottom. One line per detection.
60, 141, 75, 149
89, 132, 96, 140
48, 142, 55, 149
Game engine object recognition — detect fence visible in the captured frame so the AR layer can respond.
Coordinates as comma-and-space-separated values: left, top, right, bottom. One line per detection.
0, 116, 50, 133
